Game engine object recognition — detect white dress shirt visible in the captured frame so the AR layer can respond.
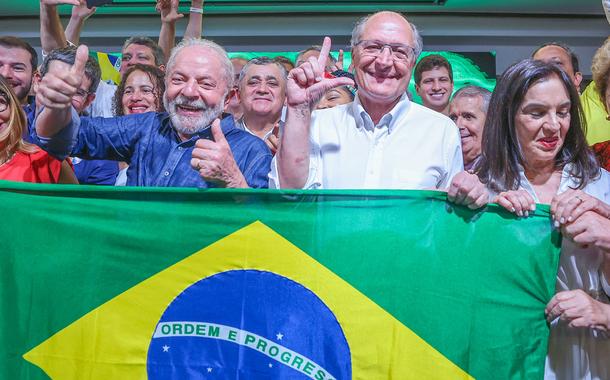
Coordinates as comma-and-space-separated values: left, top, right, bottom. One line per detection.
269, 94, 463, 189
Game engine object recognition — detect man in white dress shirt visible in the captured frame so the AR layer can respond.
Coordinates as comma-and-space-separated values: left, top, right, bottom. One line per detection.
271, 11, 468, 194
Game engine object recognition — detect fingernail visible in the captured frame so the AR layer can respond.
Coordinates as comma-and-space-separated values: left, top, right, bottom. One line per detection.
510, 207, 516, 213
554, 220, 560, 228
567, 216, 573, 222
524, 211, 529, 217
530, 204, 536, 211
560, 217, 565, 224
518, 210, 523, 217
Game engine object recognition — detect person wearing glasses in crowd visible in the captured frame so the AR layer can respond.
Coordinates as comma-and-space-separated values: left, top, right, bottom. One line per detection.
272, 11, 483, 206
0, 75, 77, 183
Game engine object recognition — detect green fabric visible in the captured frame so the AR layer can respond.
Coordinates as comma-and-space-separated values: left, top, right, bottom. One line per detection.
0, 181, 560, 379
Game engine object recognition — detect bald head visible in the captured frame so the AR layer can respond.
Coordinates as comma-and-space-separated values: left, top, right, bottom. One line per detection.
351, 11, 422, 58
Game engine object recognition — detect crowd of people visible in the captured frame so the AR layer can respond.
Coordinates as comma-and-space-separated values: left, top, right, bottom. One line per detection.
1, 0, 610, 378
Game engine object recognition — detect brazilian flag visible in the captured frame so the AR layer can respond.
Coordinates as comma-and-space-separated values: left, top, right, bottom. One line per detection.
0, 181, 561, 379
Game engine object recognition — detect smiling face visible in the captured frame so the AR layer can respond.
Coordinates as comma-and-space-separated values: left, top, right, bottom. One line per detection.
0, 93, 9, 133
164, 45, 229, 137
449, 95, 486, 166
352, 13, 416, 107
121, 69, 160, 115
515, 74, 571, 170
416, 66, 453, 114
0, 46, 34, 102
238, 63, 286, 119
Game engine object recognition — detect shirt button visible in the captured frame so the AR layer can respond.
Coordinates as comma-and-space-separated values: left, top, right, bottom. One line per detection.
178, 146, 183, 151
164, 171, 170, 176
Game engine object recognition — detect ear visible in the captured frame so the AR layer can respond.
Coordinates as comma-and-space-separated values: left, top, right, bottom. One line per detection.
158, 64, 166, 72
225, 87, 238, 107
32, 72, 42, 93
415, 83, 421, 95
573, 72, 583, 89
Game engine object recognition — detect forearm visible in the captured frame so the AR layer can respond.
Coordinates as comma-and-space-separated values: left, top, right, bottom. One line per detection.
40, 3, 68, 53
184, 0, 204, 39
36, 107, 73, 138
276, 105, 312, 189
158, 22, 176, 62
65, 15, 86, 45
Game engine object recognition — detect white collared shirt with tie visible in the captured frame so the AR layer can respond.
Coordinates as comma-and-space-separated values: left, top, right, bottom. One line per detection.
269, 94, 463, 189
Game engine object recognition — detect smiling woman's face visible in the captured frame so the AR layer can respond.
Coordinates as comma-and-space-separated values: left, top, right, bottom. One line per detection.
0, 93, 10, 133
515, 74, 571, 170
121, 70, 159, 115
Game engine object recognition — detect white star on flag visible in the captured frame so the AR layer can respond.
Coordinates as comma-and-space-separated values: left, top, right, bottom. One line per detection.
269, 363, 273, 368
207, 367, 213, 373
162, 345, 170, 352
276, 332, 283, 341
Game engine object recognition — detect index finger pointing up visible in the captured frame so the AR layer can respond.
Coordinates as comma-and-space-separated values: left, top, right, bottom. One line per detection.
318, 36, 332, 70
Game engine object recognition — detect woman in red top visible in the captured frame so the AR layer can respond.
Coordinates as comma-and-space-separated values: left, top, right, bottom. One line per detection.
0, 75, 76, 183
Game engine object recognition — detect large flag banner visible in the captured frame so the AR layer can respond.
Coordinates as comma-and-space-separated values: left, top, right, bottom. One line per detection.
0, 182, 561, 379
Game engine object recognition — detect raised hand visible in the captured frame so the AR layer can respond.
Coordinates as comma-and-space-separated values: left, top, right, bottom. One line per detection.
546, 289, 610, 331
494, 189, 536, 217
156, 0, 184, 24
286, 37, 354, 109
190, 120, 248, 188
37, 44, 89, 109
71, 0, 97, 21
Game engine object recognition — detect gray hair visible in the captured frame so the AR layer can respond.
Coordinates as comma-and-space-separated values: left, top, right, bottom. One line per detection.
166, 38, 234, 93
122, 36, 166, 66
40, 46, 102, 93
350, 11, 423, 59
451, 85, 492, 113
238, 57, 287, 86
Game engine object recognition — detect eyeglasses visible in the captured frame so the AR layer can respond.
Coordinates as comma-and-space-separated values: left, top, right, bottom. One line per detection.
355, 40, 416, 62
0, 96, 7, 113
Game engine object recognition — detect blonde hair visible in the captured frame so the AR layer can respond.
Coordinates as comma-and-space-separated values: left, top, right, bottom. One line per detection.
0, 75, 37, 163
592, 37, 610, 111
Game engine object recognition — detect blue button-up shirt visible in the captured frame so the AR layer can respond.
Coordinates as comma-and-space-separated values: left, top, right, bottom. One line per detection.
23, 96, 36, 143
34, 111, 272, 188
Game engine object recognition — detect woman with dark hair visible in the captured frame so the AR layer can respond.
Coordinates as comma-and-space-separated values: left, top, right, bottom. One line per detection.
113, 63, 165, 116
477, 59, 610, 379
112, 64, 165, 185
0, 75, 77, 183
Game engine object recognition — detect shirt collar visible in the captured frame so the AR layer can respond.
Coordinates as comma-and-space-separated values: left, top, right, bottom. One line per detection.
352, 92, 410, 134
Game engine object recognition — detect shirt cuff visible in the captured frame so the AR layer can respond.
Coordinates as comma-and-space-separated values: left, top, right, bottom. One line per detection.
33, 107, 80, 161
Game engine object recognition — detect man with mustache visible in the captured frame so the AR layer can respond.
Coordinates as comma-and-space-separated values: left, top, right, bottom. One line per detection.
235, 57, 286, 155
33, 39, 271, 188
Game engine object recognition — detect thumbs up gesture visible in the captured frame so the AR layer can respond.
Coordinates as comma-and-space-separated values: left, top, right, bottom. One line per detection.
37, 45, 89, 110
190, 119, 249, 188
286, 37, 354, 109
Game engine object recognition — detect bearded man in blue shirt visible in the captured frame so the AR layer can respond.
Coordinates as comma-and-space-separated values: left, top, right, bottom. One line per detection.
33, 39, 271, 188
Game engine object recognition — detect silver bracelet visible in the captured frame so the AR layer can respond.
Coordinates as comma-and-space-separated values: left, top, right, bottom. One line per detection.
189, 7, 203, 14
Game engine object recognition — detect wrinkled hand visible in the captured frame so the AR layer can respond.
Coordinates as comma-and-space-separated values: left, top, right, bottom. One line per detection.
546, 289, 610, 331
447, 171, 488, 209
551, 189, 610, 227
190, 120, 248, 188
71, 0, 96, 20
561, 210, 610, 251
156, 0, 184, 23
494, 189, 536, 217
36, 45, 88, 109
40, 0, 80, 6
286, 37, 354, 109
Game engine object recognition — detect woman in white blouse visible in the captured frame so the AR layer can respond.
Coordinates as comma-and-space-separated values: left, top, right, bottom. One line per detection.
476, 59, 610, 380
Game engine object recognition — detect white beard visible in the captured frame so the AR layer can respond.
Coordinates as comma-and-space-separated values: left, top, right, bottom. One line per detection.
164, 95, 224, 135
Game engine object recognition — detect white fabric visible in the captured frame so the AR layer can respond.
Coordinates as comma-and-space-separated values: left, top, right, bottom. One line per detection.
114, 167, 127, 186
517, 166, 610, 380
235, 118, 282, 141
87, 80, 117, 118
269, 94, 463, 190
